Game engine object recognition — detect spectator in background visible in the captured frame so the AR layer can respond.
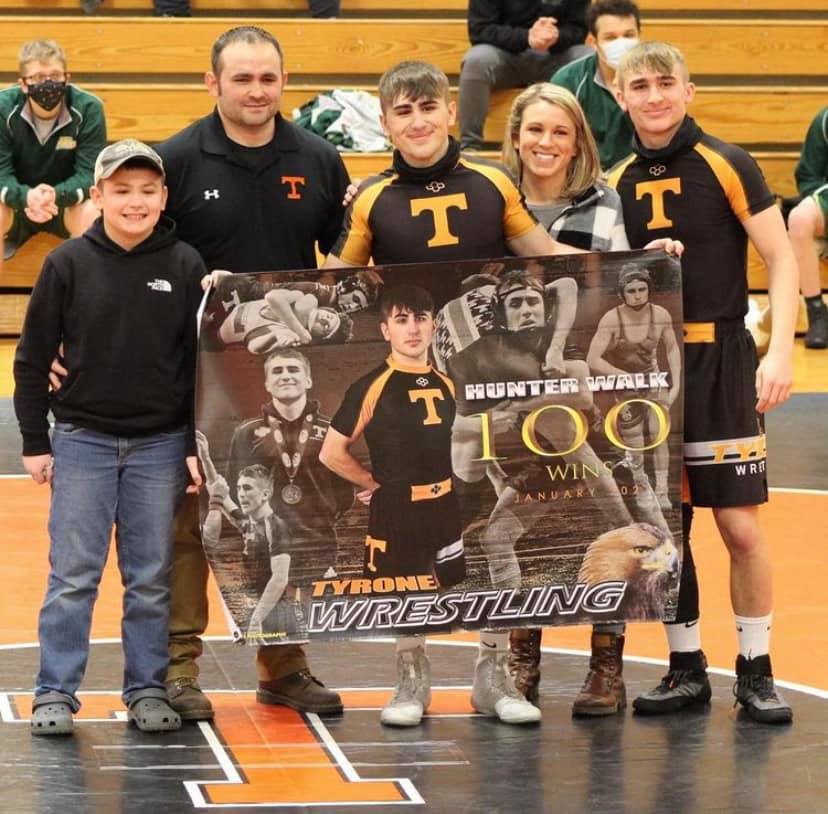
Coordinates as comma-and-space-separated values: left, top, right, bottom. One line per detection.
81, 0, 338, 16
788, 106, 828, 349
0, 39, 104, 264
81, 0, 190, 13
458, 1, 590, 150
550, 0, 640, 170
308, 0, 340, 15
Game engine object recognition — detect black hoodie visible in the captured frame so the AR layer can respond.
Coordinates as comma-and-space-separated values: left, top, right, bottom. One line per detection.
14, 216, 206, 456
468, 1, 588, 54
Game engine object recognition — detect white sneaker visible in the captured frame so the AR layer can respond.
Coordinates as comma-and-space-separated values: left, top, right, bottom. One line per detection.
381, 647, 431, 727
471, 649, 541, 724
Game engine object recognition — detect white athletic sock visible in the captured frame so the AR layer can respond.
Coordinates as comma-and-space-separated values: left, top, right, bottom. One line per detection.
396, 635, 425, 653
479, 630, 509, 652
665, 619, 702, 653
735, 614, 772, 659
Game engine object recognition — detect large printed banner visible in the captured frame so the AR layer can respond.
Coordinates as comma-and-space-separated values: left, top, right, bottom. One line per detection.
195, 250, 684, 645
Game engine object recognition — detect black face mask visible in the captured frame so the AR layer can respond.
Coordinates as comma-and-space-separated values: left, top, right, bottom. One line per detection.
26, 79, 66, 112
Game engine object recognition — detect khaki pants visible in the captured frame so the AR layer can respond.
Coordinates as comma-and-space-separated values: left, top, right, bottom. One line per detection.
167, 493, 308, 682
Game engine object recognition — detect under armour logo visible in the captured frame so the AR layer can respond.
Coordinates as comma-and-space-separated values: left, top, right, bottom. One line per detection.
203, 189, 220, 200
425, 181, 445, 193
648, 164, 667, 177
416, 377, 430, 387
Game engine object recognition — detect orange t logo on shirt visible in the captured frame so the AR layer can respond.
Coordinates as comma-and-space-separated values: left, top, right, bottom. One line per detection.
282, 176, 306, 199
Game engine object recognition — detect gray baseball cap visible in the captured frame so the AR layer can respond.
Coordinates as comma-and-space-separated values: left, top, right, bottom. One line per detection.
94, 139, 165, 184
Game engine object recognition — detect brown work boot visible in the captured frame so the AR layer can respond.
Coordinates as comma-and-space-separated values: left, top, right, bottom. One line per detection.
165, 677, 215, 721
257, 670, 343, 715
572, 632, 626, 717
508, 628, 542, 704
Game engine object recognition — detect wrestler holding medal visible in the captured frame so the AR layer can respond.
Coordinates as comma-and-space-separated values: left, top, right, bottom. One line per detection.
226, 348, 355, 599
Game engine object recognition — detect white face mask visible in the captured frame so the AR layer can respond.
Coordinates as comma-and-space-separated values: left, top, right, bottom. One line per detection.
600, 37, 639, 69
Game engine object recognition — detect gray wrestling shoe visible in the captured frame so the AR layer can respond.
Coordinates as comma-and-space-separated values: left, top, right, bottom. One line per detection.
633, 649, 712, 715
381, 646, 431, 727
733, 654, 793, 724
472, 649, 541, 724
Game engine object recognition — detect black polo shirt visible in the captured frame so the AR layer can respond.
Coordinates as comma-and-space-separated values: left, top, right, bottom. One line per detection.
157, 110, 350, 273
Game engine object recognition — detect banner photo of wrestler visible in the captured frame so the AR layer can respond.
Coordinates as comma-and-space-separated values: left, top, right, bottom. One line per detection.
195, 251, 683, 645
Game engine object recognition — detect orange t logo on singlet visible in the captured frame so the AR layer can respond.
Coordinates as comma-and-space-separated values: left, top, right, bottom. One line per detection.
282, 176, 306, 199
409, 388, 445, 425
365, 535, 387, 572
635, 178, 682, 229
409, 193, 468, 247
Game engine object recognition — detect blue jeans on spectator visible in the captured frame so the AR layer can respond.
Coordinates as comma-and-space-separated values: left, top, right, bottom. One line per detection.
35, 423, 188, 711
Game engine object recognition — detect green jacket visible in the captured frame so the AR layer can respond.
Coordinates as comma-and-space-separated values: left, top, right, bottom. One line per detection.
0, 84, 106, 210
795, 106, 827, 197
550, 52, 633, 171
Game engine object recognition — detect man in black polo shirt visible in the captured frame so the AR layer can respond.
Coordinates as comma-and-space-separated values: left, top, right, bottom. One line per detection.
157, 25, 350, 721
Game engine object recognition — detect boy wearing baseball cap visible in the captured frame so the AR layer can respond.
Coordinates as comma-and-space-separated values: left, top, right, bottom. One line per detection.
14, 139, 206, 736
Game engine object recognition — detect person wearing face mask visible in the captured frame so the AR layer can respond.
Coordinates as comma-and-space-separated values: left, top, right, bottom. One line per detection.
550, 0, 640, 170
0, 39, 105, 265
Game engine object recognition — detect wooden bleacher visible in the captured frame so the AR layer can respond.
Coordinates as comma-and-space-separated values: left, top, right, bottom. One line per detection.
0, 4, 825, 334
60, 83, 826, 150
0, 0, 826, 12
0, 18, 826, 78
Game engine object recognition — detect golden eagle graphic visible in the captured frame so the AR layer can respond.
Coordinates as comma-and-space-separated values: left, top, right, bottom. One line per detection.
578, 523, 678, 619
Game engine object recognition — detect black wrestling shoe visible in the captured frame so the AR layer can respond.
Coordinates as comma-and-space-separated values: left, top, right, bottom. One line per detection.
733, 654, 793, 724
633, 649, 711, 714
805, 300, 828, 349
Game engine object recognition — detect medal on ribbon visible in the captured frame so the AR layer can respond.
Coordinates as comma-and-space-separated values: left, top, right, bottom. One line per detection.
271, 414, 313, 504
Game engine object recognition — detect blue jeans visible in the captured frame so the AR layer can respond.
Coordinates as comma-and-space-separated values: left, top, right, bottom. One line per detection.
36, 423, 188, 710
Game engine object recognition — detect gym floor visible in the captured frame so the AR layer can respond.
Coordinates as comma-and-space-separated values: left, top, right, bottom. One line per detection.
1, 336, 826, 813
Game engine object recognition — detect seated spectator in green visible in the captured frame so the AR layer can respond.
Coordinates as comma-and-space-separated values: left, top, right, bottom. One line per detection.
550, 0, 640, 171
0, 39, 104, 264
788, 106, 828, 349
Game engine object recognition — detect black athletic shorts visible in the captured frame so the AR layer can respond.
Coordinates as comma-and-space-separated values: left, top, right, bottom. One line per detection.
364, 482, 465, 586
683, 324, 767, 508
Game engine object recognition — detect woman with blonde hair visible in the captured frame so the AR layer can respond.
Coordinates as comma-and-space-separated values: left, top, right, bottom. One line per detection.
502, 82, 644, 719
502, 82, 629, 252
